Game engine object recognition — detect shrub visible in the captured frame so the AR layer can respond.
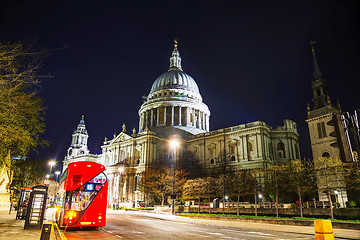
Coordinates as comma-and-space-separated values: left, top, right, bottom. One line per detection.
347, 201, 357, 208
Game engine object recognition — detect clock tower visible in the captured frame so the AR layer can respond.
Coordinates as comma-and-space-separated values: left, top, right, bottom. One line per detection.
66, 115, 90, 158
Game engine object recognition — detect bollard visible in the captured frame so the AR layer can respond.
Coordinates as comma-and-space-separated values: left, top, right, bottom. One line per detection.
40, 223, 52, 240
314, 220, 334, 240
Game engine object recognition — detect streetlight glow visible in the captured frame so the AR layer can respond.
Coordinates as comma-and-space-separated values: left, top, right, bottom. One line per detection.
169, 139, 180, 149
169, 137, 181, 215
48, 160, 56, 175
55, 171, 61, 182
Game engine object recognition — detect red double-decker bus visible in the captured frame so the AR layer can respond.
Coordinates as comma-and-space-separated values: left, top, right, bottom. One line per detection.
56, 161, 108, 228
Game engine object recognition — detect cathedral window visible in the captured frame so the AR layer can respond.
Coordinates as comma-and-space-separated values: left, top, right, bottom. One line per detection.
277, 142, 286, 158
210, 159, 214, 165
317, 122, 327, 138
322, 152, 330, 158
248, 142, 253, 152
231, 155, 236, 161
159, 108, 165, 124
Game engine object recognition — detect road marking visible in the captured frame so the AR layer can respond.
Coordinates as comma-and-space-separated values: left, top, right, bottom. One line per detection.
191, 229, 224, 236
187, 232, 211, 238
102, 229, 113, 234
248, 231, 272, 236
116, 235, 122, 238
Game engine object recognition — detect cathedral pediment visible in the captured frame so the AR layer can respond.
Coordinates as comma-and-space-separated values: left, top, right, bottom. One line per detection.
111, 132, 133, 144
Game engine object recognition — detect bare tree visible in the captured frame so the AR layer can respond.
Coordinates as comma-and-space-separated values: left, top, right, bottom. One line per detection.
315, 157, 345, 219
0, 42, 47, 167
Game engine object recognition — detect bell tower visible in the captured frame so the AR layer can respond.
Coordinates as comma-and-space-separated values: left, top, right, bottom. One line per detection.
66, 115, 90, 158
306, 42, 350, 162
306, 42, 351, 206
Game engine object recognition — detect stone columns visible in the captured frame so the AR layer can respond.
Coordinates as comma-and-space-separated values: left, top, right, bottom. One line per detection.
156, 108, 159, 126
171, 106, 175, 126
164, 106, 167, 125
197, 110, 200, 128
186, 107, 190, 126
206, 115, 210, 131
179, 106, 182, 126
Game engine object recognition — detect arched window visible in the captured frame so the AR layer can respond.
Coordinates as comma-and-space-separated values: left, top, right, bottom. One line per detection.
277, 142, 286, 158
210, 159, 214, 165
322, 152, 330, 158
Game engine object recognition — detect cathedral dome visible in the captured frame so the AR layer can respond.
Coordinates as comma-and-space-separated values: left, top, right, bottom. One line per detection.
150, 69, 200, 94
138, 40, 210, 137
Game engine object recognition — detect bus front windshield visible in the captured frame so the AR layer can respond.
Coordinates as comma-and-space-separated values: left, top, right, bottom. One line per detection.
65, 172, 107, 211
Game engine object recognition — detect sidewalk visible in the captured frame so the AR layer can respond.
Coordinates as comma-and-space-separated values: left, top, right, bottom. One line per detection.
0, 210, 40, 240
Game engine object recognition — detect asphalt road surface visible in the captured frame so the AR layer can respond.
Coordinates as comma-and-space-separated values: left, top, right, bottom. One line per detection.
61, 210, 360, 240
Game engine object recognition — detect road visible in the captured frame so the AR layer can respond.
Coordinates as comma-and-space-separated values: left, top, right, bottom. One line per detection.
60, 210, 360, 240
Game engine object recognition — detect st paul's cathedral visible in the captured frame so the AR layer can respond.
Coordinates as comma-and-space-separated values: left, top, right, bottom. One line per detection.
62, 41, 300, 207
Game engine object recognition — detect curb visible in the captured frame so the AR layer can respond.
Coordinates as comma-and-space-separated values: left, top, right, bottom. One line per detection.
53, 222, 67, 240
177, 214, 360, 230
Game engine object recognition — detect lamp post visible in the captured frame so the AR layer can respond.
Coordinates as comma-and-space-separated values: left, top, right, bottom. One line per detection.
55, 171, 61, 182
118, 167, 124, 209
169, 138, 180, 215
48, 160, 56, 176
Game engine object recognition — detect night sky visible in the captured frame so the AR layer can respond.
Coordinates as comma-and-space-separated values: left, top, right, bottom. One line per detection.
1, 1, 360, 172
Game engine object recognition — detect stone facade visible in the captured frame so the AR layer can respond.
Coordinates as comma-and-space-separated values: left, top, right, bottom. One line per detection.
62, 42, 300, 207
306, 43, 351, 207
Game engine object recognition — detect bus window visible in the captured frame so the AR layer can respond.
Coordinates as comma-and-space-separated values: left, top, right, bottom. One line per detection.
66, 172, 107, 211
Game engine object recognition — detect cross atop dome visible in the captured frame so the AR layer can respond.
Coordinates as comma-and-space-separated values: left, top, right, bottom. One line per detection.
169, 39, 182, 71
174, 39, 178, 50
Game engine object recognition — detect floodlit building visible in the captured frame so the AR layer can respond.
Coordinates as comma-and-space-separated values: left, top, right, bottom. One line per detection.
306, 43, 352, 207
63, 41, 300, 207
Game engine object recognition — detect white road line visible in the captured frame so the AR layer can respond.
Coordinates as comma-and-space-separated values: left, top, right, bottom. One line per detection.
190, 229, 224, 236
247, 231, 272, 236
116, 235, 122, 238
102, 229, 113, 233
187, 232, 211, 238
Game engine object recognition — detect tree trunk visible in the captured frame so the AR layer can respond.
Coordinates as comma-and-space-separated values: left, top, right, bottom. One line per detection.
237, 192, 240, 216
198, 198, 200, 213
208, 195, 211, 214
328, 190, 334, 219
222, 175, 226, 215
254, 192, 258, 217
298, 188, 303, 218
275, 177, 279, 218
161, 193, 164, 206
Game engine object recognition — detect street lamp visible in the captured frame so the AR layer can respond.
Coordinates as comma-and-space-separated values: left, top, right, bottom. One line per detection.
169, 138, 180, 215
55, 171, 61, 182
118, 167, 124, 209
48, 160, 56, 175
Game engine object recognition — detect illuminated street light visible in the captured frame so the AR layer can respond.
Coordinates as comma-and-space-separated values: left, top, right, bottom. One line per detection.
46, 174, 50, 179
48, 160, 56, 175
169, 138, 180, 215
118, 167, 124, 208
55, 171, 61, 182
